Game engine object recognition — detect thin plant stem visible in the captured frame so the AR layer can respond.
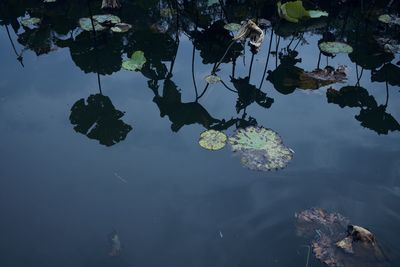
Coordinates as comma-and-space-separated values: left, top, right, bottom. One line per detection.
258, 29, 274, 90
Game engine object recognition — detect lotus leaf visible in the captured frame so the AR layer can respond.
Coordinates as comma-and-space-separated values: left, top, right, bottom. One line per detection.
319, 42, 353, 54
111, 23, 132, 33
122, 51, 146, 71
198, 130, 227, 151
93, 14, 121, 24
277, 1, 309, 23
205, 74, 221, 84
229, 126, 293, 171
378, 14, 400, 26
21, 17, 41, 27
79, 18, 107, 32
224, 23, 241, 32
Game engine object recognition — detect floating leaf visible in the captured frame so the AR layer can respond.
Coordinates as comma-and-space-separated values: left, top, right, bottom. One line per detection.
205, 74, 221, 84
21, 17, 41, 27
111, 23, 132, 33
378, 14, 400, 25
79, 18, 107, 31
224, 23, 241, 32
319, 42, 353, 54
229, 126, 293, 171
198, 130, 227, 151
122, 51, 146, 71
93, 14, 121, 24
308, 10, 328, 18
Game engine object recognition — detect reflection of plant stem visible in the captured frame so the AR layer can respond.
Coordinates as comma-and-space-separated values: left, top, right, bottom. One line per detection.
220, 79, 237, 93
248, 52, 255, 79
258, 29, 274, 90
87, 0, 102, 95
3, 25, 24, 67
275, 35, 280, 68
317, 52, 321, 69
197, 84, 209, 100
213, 40, 236, 73
232, 58, 236, 78
385, 81, 389, 107
97, 73, 103, 94
355, 65, 364, 86
192, 11, 199, 100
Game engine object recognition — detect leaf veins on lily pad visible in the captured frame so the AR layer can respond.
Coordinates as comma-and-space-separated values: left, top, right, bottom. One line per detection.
111, 23, 132, 33
319, 42, 353, 54
199, 129, 227, 151
122, 51, 146, 71
229, 126, 294, 171
205, 74, 221, 84
21, 17, 41, 27
224, 23, 242, 32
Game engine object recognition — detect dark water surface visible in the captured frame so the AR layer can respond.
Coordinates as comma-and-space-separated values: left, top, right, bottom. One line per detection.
1, 1, 400, 267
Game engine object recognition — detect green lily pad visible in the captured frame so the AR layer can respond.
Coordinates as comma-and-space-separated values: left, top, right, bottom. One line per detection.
224, 23, 242, 32
122, 51, 146, 71
205, 74, 221, 84
93, 14, 121, 24
319, 42, 353, 54
378, 14, 400, 25
199, 130, 227, 151
21, 17, 41, 27
111, 23, 132, 33
229, 126, 294, 171
308, 10, 329, 18
79, 18, 107, 32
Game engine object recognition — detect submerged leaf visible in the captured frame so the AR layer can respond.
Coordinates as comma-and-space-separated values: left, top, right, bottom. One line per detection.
319, 42, 353, 54
229, 126, 293, 171
205, 74, 221, 84
199, 130, 227, 151
224, 23, 241, 32
21, 17, 41, 27
122, 51, 146, 71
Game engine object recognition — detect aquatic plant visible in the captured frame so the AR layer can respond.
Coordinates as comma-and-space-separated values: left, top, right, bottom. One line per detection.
229, 126, 294, 171
319, 42, 353, 54
122, 51, 147, 71
198, 130, 227, 151
277, 1, 328, 23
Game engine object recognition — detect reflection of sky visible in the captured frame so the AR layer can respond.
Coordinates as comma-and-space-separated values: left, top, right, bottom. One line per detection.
0, 27, 400, 267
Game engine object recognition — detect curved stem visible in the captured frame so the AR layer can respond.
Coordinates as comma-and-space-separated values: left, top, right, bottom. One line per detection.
213, 40, 236, 73
220, 79, 237, 93
258, 29, 274, 90
197, 84, 210, 100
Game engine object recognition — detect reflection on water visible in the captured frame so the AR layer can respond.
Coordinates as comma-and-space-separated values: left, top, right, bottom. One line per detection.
1, 0, 400, 266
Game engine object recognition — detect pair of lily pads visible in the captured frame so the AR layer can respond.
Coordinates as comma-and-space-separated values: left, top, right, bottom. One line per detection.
79, 14, 132, 33
198, 127, 294, 171
277, 1, 328, 23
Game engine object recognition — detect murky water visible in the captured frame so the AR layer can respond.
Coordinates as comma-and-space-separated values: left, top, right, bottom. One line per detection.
0, 1, 400, 266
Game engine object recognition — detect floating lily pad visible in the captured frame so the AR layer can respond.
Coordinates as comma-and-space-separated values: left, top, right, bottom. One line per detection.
224, 23, 241, 32
79, 18, 107, 32
199, 130, 227, 151
93, 14, 121, 24
319, 42, 353, 54
378, 14, 400, 25
205, 74, 221, 84
111, 23, 132, 33
229, 126, 294, 171
21, 17, 41, 27
122, 51, 146, 71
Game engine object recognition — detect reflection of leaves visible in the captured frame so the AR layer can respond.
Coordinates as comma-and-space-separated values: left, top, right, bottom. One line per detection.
326, 86, 377, 108
231, 77, 274, 112
69, 94, 132, 146
348, 33, 394, 70
371, 63, 400, 86
69, 32, 123, 75
193, 20, 242, 64
267, 64, 303, 94
153, 79, 221, 132
18, 27, 52, 55
356, 106, 400, 135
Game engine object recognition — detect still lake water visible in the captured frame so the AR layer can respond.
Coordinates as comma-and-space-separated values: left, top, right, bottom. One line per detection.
1, 2, 400, 267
